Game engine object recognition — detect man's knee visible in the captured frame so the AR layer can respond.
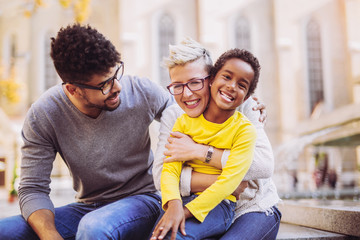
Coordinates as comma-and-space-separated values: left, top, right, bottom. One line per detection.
76, 210, 157, 240
0, 215, 38, 240
76, 213, 112, 239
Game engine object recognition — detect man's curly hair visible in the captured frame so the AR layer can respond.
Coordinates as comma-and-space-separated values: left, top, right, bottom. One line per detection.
210, 48, 260, 99
50, 24, 121, 83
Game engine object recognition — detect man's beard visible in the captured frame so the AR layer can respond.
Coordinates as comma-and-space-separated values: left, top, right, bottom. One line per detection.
82, 91, 121, 112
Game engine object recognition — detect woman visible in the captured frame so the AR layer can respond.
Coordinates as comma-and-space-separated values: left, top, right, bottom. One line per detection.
152, 38, 281, 240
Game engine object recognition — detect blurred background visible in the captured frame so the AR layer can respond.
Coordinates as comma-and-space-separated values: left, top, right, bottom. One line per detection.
0, 0, 359, 204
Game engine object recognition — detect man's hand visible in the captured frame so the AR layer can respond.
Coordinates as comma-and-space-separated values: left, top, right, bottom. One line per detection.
232, 181, 248, 200
151, 200, 186, 240
251, 96, 267, 124
164, 132, 207, 163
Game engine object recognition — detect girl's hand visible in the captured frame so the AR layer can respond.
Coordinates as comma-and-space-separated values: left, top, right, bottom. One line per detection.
151, 200, 186, 240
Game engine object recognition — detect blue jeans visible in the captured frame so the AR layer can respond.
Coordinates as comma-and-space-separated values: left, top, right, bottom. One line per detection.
157, 194, 236, 240
0, 193, 161, 240
205, 205, 282, 240
220, 206, 281, 240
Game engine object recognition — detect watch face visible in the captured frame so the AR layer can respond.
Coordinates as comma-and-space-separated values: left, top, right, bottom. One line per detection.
205, 146, 214, 163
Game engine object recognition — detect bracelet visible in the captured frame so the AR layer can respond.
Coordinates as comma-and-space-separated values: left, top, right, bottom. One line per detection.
205, 146, 214, 163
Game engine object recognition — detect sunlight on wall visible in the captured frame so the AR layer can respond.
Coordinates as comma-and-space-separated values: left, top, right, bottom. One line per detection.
24, 0, 91, 23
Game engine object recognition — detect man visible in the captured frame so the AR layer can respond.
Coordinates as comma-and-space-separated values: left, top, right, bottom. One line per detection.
0, 24, 173, 239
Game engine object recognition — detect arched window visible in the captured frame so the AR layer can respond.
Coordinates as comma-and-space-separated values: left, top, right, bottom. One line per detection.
235, 16, 251, 51
306, 20, 324, 114
44, 31, 58, 90
158, 13, 175, 88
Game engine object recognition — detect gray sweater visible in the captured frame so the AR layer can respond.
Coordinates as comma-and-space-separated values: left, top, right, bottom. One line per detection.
18, 76, 173, 220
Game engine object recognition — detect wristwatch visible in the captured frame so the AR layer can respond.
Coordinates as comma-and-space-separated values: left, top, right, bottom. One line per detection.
205, 146, 214, 163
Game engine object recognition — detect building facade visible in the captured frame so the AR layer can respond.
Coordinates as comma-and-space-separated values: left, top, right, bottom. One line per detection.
0, 0, 359, 195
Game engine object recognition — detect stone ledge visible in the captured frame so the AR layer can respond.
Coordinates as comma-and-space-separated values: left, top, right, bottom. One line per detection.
278, 199, 360, 237
297, 103, 360, 135
277, 223, 351, 240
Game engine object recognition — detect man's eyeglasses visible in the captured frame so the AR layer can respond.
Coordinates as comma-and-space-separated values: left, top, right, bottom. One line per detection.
65, 62, 124, 95
167, 76, 209, 95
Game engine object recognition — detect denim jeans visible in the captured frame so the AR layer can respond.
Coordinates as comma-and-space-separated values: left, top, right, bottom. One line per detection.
0, 193, 161, 240
204, 205, 282, 240
220, 206, 282, 240
157, 194, 236, 240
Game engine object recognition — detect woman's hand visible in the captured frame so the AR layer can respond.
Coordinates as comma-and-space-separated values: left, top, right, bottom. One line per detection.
252, 96, 267, 124
164, 132, 208, 163
151, 200, 186, 240
232, 181, 248, 200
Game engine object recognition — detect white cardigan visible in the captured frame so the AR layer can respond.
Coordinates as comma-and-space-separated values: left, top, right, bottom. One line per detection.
153, 98, 280, 219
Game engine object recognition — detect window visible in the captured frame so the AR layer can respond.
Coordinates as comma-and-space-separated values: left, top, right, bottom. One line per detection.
44, 31, 58, 90
235, 16, 251, 51
158, 13, 175, 88
306, 20, 324, 114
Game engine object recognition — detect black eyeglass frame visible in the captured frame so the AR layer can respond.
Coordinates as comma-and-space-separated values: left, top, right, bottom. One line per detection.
166, 75, 210, 96
63, 61, 124, 95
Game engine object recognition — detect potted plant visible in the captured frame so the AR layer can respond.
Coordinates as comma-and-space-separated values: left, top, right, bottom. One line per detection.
8, 158, 18, 203
8, 188, 17, 203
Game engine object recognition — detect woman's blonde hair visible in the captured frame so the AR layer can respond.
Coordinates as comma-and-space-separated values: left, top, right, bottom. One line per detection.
163, 37, 213, 73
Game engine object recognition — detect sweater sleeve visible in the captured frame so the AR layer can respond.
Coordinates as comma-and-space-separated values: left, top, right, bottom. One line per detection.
238, 98, 274, 181
186, 123, 256, 222
18, 107, 56, 220
153, 105, 182, 191
153, 105, 193, 196
160, 116, 187, 208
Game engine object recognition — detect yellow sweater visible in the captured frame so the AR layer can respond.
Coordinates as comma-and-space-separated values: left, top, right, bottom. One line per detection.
161, 112, 256, 222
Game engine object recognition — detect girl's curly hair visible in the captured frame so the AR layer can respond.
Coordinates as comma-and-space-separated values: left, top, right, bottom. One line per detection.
210, 48, 260, 98
50, 24, 121, 83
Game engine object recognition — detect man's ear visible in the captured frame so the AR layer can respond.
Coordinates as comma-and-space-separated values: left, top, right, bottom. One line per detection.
64, 84, 78, 96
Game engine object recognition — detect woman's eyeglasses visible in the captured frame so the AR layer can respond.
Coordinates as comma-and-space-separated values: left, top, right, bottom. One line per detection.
167, 76, 209, 95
